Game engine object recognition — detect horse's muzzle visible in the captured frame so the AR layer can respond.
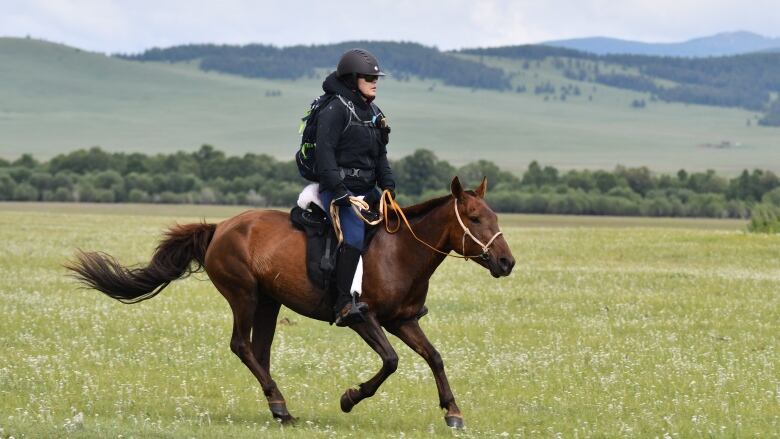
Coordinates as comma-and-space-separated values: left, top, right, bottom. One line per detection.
489, 255, 515, 278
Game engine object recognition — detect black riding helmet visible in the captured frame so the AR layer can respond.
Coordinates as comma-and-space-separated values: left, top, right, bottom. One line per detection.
336, 49, 387, 77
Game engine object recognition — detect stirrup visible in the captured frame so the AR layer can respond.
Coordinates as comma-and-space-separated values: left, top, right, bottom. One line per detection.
334, 294, 368, 327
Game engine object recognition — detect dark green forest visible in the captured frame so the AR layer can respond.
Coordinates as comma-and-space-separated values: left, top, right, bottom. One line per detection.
461, 46, 780, 124
2, 146, 780, 222
121, 42, 780, 125
119, 42, 510, 90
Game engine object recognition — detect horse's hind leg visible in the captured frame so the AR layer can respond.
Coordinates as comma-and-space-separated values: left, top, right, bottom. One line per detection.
250, 295, 292, 421
386, 319, 464, 429
213, 277, 293, 423
339, 313, 399, 413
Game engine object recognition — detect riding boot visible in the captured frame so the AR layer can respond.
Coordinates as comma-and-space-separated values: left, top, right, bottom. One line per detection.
333, 243, 368, 327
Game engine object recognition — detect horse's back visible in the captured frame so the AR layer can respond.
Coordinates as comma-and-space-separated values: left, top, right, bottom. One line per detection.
209, 209, 303, 269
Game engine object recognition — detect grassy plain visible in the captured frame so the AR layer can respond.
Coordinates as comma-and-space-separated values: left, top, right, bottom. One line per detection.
2, 38, 780, 173
0, 203, 778, 438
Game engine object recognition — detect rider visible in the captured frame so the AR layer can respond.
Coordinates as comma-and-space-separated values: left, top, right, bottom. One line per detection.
316, 48, 396, 326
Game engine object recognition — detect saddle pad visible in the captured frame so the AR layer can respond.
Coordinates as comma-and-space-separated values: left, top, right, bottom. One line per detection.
290, 205, 337, 291
297, 183, 324, 211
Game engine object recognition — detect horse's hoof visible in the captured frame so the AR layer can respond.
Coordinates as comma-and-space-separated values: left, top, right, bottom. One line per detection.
270, 402, 295, 424
340, 388, 359, 413
272, 412, 296, 425
445, 414, 464, 429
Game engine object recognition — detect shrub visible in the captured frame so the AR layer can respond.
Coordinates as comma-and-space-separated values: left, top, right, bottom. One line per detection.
77, 183, 97, 202
95, 189, 116, 203
52, 187, 75, 202
724, 199, 749, 219
195, 187, 218, 204
640, 198, 673, 216
762, 187, 780, 206
489, 191, 525, 212
128, 189, 150, 203
157, 191, 183, 204
12, 183, 39, 201
748, 204, 780, 234
0, 174, 16, 200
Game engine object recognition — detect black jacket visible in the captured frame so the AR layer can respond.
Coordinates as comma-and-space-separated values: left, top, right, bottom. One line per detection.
315, 72, 395, 199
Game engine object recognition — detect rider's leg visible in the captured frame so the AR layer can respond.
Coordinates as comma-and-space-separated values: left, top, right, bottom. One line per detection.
319, 189, 368, 326
333, 204, 367, 326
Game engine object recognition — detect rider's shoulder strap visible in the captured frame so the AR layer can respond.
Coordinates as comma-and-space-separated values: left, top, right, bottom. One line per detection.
335, 95, 376, 133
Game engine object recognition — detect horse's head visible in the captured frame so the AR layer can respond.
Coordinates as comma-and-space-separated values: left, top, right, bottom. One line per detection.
448, 176, 515, 278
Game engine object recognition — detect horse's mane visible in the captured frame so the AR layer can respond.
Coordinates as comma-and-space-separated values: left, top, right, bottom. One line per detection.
400, 191, 476, 219
400, 194, 451, 218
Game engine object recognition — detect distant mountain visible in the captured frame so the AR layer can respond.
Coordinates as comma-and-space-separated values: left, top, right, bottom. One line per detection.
544, 31, 780, 57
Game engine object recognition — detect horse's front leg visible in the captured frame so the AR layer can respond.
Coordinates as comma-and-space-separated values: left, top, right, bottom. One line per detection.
340, 313, 399, 413
386, 319, 464, 429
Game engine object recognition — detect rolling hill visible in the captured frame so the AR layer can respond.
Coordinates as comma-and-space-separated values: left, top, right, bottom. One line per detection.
1, 37, 779, 173
543, 31, 780, 57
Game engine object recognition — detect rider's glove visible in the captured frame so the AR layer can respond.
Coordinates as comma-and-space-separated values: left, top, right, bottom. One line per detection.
333, 192, 351, 207
363, 188, 381, 207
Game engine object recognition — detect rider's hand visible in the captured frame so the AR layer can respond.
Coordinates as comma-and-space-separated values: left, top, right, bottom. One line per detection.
333, 193, 351, 207
363, 188, 381, 207
383, 187, 396, 200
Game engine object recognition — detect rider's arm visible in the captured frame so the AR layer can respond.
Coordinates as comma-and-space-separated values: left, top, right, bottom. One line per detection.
376, 145, 396, 192
315, 103, 350, 200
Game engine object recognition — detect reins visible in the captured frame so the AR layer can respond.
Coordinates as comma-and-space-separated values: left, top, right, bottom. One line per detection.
329, 190, 502, 260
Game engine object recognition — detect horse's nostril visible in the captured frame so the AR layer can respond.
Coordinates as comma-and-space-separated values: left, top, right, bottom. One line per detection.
497, 257, 515, 274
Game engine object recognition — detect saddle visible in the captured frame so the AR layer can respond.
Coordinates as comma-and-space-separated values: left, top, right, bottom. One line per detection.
289, 203, 380, 291
290, 204, 338, 290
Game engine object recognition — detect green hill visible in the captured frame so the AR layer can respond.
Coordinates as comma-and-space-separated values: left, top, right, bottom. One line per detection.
1, 37, 779, 173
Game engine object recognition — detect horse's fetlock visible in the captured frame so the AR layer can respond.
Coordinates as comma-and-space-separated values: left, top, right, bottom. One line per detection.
229, 339, 242, 356
262, 381, 278, 396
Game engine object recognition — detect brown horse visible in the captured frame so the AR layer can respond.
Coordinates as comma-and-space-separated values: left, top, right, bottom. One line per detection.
67, 176, 515, 429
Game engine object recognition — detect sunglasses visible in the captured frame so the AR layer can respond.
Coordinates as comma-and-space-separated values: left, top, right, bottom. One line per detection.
358, 74, 379, 83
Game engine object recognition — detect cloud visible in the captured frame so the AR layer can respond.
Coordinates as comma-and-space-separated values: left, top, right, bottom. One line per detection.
1, 0, 778, 53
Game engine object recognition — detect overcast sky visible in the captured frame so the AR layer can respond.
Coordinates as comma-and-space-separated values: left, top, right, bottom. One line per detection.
2, 0, 779, 53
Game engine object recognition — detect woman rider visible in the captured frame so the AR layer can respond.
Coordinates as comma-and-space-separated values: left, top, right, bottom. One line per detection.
316, 49, 396, 327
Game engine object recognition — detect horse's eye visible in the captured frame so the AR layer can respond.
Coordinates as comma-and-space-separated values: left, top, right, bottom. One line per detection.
469, 216, 480, 224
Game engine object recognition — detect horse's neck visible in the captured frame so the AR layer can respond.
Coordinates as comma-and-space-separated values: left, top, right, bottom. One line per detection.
381, 199, 453, 281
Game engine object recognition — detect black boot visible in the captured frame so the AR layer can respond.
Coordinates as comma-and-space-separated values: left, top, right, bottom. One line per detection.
333, 243, 368, 327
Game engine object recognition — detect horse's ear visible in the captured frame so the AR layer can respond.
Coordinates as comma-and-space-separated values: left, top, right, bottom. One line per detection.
475, 176, 488, 198
450, 176, 464, 200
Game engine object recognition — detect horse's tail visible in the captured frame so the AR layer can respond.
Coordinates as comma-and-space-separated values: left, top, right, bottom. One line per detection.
66, 222, 217, 304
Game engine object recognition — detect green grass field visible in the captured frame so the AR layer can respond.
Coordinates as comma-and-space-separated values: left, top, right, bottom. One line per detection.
1, 203, 778, 437
2, 38, 780, 173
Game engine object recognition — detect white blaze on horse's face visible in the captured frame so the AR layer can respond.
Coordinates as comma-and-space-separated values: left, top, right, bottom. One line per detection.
450, 176, 515, 277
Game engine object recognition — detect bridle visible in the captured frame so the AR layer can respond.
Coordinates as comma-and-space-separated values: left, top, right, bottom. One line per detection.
330, 190, 502, 261
452, 198, 503, 261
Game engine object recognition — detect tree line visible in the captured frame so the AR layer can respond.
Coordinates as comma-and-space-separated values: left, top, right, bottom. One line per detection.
2, 146, 780, 225
461, 46, 780, 125
120, 42, 780, 125
119, 41, 510, 91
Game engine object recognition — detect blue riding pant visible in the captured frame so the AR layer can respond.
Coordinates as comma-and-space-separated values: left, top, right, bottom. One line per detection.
320, 189, 367, 250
